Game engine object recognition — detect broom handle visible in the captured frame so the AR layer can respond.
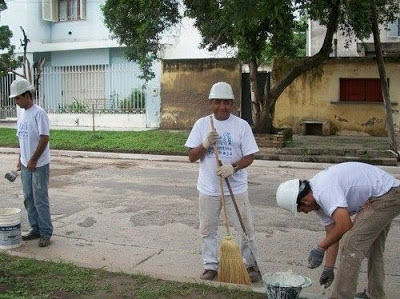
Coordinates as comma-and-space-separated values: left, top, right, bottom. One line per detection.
224, 177, 247, 235
209, 116, 230, 234
210, 116, 246, 234
210, 115, 231, 235
219, 178, 230, 234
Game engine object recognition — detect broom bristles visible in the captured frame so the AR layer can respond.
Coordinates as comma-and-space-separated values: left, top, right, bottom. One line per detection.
218, 235, 251, 285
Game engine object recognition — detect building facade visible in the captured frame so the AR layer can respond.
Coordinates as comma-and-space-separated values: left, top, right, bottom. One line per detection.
0, 0, 233, 130
277, 14, 400, 136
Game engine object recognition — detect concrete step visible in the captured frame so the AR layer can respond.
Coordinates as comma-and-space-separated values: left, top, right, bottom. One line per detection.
258, 148, 396, 158
255, 153, 398, 166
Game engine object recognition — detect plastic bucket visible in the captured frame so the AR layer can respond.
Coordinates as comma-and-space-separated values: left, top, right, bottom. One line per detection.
262, 271, 312, 299
0, 208, 22, 250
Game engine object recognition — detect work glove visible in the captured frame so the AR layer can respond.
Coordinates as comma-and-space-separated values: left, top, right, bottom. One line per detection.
202, 130, 219, 149
320, 266, 334, 288
216, 164, 235, 178
308, 245, 325, 269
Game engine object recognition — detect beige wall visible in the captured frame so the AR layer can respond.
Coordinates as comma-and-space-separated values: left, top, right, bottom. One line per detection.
274, 58, 400, 136
160, 59, 241, 130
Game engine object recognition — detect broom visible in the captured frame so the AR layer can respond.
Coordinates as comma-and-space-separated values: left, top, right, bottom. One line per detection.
210, 116, 251, 285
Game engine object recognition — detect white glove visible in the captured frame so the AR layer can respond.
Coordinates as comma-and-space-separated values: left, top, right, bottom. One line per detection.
216, 164, 235, 178
202, 130, 219, 149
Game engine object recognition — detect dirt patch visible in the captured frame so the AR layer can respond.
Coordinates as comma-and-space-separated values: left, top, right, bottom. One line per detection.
113, 162, 139, 169
50, 165, 95, 188
51, 166, 94, 177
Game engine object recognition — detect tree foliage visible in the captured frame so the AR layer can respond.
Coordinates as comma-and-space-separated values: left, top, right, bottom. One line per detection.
0, 0, 22, 77
185, 0, 297, 61
102, 0, 304, 132
329, 0, 399, 48
101, 0, 181, 81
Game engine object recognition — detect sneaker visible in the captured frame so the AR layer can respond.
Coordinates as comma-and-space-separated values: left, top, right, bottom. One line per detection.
355, 289, 370, 298
247, 266, 261, 283
200, 269, 218, 280
38, 237, 51, 247
22, 231, 40, 241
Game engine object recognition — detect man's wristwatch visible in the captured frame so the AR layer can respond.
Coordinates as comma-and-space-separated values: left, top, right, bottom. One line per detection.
232, 163, 239, 173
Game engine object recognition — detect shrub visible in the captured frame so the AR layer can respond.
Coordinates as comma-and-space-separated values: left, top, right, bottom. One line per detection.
118, 89, 146, 113
58, 99, 88, 113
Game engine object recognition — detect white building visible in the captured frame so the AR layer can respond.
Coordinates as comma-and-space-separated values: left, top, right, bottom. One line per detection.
307, 17, 400, 57
0, 0, 232, 129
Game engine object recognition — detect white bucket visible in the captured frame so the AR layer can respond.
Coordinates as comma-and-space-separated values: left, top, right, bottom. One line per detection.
262, 271, 312, 299
0, 208, 22, 250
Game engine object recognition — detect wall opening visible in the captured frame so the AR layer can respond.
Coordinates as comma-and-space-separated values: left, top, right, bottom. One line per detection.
305, 123, 323, 135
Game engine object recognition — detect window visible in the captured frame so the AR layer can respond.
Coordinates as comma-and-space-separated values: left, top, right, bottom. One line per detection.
42, 0, 86, 22
59, 0, 80, 21
388, 18, 400, 37
340, 79, 386, 102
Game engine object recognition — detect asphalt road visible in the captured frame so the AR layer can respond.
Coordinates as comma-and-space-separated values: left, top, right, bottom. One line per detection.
1, 149, 399, 298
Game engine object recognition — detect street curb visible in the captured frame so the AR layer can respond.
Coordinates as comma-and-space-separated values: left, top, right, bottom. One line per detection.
1, 147, 399, 172
0, 147, 189, 163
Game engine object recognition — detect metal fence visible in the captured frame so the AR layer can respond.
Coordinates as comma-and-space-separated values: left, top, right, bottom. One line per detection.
0, 63, 147, 118
0, 73, 16, 119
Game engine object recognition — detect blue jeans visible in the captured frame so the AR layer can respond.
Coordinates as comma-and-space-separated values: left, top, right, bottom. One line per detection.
21, 163, 53, 238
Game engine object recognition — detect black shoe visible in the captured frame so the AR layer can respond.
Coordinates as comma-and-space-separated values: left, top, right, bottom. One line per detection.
38, 237, 51, 247
200, 269, 218, 280
22, 231, 40, 241
247, 266, 261, 283
355, 289, 370, 298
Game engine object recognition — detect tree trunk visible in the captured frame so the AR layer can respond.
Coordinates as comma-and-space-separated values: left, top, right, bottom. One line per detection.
262, 75, 274, 133
264, 1, 339, 133
371, 10, 399, 158
249, 58, 263, 132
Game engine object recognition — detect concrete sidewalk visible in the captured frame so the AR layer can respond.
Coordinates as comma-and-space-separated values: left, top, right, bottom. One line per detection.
257, 135, 400, 166
1, 148, 400, 298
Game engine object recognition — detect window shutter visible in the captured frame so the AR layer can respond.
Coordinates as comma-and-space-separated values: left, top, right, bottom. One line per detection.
340, 79, 363, 101
387, 18, 399, 37
42, 0, 58, 22
365, 79, 382, 102
340, 78, 383, 102
80, 0, 86, 20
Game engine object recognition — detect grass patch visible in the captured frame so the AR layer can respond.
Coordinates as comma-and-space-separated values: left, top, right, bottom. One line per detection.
0, 128, 189, 155
0, 252, 264, 298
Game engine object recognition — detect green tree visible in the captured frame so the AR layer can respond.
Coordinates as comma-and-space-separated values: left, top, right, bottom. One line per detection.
102, 0, 310, 133
183, 0, 340, 133
0, 0, 22, 77
101, 0, 181, 81
102, 0, 399, 136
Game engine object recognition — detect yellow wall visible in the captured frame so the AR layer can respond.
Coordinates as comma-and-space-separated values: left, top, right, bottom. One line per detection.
160, 59, 241, 129
274, 58, 400, 136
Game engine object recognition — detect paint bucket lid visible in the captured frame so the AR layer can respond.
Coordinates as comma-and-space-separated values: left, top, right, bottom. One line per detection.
0, 208, 21, 216
262, 271, 306, 288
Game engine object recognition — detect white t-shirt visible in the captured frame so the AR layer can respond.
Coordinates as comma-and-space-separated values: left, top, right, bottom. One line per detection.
312, 162, 400, 226
185, 114, 259, 196
17, 104, 50, 167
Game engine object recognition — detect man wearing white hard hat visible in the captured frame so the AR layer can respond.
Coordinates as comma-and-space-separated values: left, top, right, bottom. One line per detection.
276, 162, 400, 298
185, 82, 261, 282
9, 78, 53, 247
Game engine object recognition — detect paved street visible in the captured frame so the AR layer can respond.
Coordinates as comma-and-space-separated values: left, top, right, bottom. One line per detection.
1, 148, 400, 298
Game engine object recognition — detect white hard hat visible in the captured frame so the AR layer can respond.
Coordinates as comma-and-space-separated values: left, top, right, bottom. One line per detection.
209, 82, 234, 100
276, 179, 300, 215
9, 79, 33, 98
